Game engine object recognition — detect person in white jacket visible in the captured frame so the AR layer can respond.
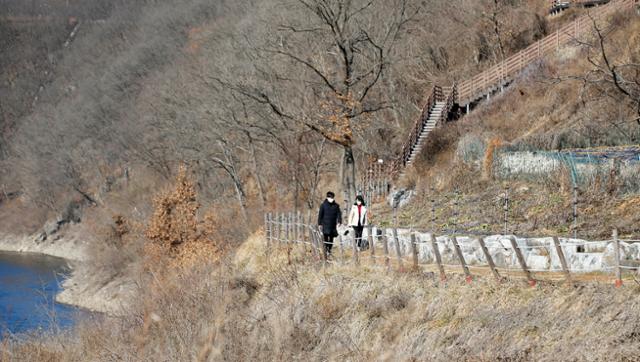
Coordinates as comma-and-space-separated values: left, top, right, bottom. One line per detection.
348, 195, 368, 249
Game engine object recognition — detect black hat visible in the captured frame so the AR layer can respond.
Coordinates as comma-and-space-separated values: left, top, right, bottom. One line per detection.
326, 191, 335, 198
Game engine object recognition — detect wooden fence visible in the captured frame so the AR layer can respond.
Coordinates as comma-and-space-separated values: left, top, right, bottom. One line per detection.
264, 212, 640, 287
358, 159, 391, 205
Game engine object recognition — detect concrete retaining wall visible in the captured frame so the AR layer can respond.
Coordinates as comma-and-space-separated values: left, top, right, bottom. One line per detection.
338, 227, 640, 273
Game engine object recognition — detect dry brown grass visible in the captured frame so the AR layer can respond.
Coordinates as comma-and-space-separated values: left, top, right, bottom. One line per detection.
4, 233, 640, 361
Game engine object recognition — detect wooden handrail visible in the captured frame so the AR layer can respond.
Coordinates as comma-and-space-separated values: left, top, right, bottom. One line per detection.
386, 83, 458, 177
457, 0, 635, 105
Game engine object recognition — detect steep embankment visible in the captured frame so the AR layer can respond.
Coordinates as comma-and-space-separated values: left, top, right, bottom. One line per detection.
227, 234, 640, 361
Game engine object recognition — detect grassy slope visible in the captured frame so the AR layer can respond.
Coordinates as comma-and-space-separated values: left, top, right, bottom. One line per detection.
226, 236, 640, 361
4, 233, 640, 361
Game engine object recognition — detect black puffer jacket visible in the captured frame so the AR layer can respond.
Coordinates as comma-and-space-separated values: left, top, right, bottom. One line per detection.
317, 200, 342, 236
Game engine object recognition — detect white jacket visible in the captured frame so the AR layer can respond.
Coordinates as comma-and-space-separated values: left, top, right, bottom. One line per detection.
348, 205, 368, 227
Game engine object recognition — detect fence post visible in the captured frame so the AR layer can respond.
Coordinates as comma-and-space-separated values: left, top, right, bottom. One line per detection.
309, 226, 316, 257
430, 187, 436, 232
292, 211, 298, 243
276, 212, 282, 243
264, 213, 268, 243
306, 210, 312, 246
519, 52, 524, 71
286, 212, 292, 243
392, 227, 403, 271
503, 185, 509, 235
613, 229, 623, 287
292, 211, 297, 243
303, 212, 310, 253
297, 210, 302, 243
368, 225, 376, 265
430, 234, 446, 281
268, 213, 273, 245
338, 233, 345, 264
321, 232, 328, 266
572, 184, 578, 239
552, 236, 572, 285
352, 231, 359, 265
292, 212, 296, 243
501, 61, 505, 92
311, 226, 319, 259
452, 236, 471, 283
273, 213, 278, 242
509, 236, 536, 287
382, 228, 390, 271
452, 190, 459, 234
477, 237, 500, 282
411, 231, 419, 271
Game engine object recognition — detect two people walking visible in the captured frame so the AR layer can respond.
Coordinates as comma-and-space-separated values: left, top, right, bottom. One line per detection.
317, 192, 368, 256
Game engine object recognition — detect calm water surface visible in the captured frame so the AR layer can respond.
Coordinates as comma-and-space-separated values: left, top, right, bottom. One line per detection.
0, 251, 81, 335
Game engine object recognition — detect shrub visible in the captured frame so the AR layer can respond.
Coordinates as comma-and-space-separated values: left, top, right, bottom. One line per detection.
144, 166, 218, 271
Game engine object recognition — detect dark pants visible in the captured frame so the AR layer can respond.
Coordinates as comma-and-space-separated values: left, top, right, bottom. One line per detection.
354, 226, 364, 248
322, 234, 334, 254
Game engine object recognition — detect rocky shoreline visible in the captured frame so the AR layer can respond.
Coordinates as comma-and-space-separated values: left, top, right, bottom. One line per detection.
0, 231, 130, 315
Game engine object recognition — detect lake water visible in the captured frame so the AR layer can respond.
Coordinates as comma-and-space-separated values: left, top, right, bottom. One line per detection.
0, 251, 80, 335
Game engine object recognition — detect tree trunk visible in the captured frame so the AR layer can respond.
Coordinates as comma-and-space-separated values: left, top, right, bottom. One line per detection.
248, 134, 267, 208
340, 144, 356, 211
232, 179, 249, 222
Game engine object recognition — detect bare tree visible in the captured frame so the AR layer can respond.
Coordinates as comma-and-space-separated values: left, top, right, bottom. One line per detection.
584, 15, 640, 124
555, 14, 640, 144
209, 139, 249, 222
216, 0, 423, 202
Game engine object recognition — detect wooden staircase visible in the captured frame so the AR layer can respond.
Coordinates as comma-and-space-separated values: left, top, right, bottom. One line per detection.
407, 100, 445, 165
394, 84, 457, 176
361, 0, 638, 194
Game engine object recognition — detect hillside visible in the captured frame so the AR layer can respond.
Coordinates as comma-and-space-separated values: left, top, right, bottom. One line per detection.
0, 0, 552, 237
1, 0, 640, 360
378, 8, 640, 240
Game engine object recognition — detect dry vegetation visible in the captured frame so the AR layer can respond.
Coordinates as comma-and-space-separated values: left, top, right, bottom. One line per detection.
0, 0, 553, 233
1, 1, 639, 360
4, 235, 640, 361
382, 12, 640, 239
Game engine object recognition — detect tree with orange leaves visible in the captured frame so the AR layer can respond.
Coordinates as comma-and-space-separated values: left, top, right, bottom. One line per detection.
145, 166, 218, 269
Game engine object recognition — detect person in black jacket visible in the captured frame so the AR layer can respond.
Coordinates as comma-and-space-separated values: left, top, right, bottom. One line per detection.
318, 191, 342, 255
